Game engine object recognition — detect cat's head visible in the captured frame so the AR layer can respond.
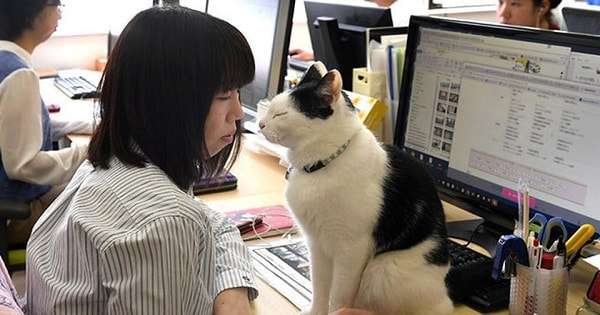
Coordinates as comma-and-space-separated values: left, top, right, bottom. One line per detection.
259, 62, 357, 149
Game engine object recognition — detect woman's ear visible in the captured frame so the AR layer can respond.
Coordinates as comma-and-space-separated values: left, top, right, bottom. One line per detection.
538, 0, 551, 16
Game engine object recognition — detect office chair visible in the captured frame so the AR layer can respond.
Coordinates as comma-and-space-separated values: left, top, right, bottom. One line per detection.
0, 200, 30, 271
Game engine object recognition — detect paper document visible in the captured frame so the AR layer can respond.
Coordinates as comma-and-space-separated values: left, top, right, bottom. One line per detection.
250, 239, 312, 309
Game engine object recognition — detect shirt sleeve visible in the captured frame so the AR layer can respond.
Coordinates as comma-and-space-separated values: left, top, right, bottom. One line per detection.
99, 217, 208, 315
209, 211, 259, 300
0, 69, 87, 186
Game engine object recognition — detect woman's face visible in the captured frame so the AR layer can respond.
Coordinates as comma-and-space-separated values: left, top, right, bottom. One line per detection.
32, 4, 62, 42
204, 89, 244, 157
497, 0, 544, 27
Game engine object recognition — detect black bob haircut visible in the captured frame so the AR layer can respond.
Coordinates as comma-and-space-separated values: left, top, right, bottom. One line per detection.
0, 0, 48, 40
89, 6, 255, 190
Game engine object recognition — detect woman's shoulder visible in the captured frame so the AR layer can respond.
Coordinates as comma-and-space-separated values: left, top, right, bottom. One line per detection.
68, 160, 213, 247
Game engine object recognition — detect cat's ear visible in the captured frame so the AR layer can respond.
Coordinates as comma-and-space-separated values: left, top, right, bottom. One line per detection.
298, 61, 328, 87
317, 70, 343, 104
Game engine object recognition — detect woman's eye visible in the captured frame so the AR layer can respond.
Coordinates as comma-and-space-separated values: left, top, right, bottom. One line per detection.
216, 90, 237, 101
272, 112, 288, 118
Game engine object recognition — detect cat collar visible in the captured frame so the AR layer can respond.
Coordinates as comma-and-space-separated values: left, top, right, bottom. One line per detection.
285, 131, 360, 180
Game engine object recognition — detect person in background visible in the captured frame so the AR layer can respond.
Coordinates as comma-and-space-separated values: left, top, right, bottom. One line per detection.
497, 0, 562, 29
0, 0, 87, 248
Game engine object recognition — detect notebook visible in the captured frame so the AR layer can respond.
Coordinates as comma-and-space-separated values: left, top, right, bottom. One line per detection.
225, 205, 295, 240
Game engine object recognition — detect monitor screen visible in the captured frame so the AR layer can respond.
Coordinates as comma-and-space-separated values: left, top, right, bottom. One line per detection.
563, 7, 600, 36
207, 0, 295, 120
396, 16, 600, 233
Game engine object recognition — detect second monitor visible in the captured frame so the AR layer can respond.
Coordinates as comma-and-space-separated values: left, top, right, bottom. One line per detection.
207, 0, 295, 123
304, 0, 393, 90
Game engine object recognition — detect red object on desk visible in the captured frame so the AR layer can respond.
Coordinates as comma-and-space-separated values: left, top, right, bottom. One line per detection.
225, 205, 294, 240
588, 271, 600, 303
47, 103, 60, 113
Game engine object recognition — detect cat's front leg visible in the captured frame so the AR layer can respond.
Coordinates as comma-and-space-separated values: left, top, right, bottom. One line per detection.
301, 241, 333, 315
328, 239, 371, 312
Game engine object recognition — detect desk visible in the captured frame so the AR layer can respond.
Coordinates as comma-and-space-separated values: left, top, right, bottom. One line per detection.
203, 145, 595, 315
79, 126, 600, 315
40, 71, 98, 136
67, 134, 595, 314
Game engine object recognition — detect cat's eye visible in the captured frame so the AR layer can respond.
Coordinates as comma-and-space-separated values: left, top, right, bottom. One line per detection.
272, 112, 288, 118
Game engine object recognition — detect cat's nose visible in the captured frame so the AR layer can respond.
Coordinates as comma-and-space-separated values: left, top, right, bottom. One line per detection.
259, 121, 266, 130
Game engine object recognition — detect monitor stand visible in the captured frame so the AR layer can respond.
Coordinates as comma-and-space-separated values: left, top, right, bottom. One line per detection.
446, 218, 513, 256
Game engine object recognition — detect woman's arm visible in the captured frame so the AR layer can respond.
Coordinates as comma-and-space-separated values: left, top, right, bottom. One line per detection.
0, 69, 87, 186
213, 287, 251, 315
208, 210, 259, 301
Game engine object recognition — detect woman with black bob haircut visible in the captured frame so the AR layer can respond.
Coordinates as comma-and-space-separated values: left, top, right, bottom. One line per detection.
25, 6, 258, 314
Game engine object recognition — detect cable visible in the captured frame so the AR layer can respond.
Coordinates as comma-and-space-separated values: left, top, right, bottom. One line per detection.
461, 222, 486, 248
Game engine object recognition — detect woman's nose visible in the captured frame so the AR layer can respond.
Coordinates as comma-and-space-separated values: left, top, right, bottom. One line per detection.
497, 3, 510, 22
231, 96, 244, 121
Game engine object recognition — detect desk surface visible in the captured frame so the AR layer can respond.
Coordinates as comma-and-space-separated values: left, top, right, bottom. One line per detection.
70, 133, 595, 315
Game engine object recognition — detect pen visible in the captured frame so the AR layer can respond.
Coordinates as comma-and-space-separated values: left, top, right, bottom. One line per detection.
522, 183, 530, 240
554, 238, 566, 269
516, 179, 524, 238
532, 239, 541, 268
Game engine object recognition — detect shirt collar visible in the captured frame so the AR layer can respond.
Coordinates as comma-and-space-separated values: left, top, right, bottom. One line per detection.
0, 41, 33, 68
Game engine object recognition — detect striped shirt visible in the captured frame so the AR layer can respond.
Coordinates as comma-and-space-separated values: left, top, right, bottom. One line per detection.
25, 158, 258, 314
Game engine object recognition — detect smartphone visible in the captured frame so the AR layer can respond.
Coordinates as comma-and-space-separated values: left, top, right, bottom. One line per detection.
193, 171, 238, 195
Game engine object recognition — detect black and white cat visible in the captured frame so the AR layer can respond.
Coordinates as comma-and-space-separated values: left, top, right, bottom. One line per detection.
258, 62, 452, 315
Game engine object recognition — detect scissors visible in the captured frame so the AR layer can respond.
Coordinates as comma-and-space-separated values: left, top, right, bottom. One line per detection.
540, 217, 568, 250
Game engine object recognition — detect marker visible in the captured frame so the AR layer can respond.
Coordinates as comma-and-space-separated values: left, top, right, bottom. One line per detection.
566, 224, 596, 258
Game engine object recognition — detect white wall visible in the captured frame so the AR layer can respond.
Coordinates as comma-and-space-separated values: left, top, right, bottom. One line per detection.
32, 0, 500, 71
32, 34, 107, 70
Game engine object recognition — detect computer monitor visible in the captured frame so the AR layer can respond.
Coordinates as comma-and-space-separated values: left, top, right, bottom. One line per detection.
304, 0, 393, 90
563, 7, 600, 36
396, 16, 600, 253
207, 0, 295, 123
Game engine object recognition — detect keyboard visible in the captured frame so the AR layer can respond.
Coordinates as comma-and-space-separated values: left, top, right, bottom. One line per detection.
288, 58, 313, 71
446, 240, 510, 312
54, 75, 99, 99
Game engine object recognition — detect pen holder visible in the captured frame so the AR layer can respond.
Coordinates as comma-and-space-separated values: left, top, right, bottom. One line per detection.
510, 263, 569, 315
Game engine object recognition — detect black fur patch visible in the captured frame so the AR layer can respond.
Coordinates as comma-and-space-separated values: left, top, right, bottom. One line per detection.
290, 76, 334, 119
373, 145, 449, 266
298, 65, 323, 87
